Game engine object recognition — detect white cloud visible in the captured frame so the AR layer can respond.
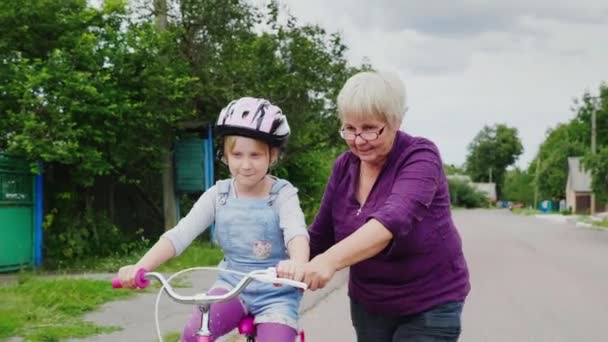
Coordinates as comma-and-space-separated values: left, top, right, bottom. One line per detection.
273, 0, 608, 169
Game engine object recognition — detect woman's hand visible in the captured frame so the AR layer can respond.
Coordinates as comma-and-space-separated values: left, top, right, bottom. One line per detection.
277, 259, 305, 282
117, 265, 140, 289
302, 253, 338, 291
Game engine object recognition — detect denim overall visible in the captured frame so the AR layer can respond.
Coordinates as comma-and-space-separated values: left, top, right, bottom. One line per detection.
213, 178, 302, 329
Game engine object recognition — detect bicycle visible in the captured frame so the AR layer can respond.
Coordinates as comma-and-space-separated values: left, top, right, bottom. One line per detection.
112, 267, 307, 342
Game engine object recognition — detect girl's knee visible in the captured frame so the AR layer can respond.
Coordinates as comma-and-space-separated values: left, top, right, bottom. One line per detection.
208, 288, 246, 336
180, 309, 202, 342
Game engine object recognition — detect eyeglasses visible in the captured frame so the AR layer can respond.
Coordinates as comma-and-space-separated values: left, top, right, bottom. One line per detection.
339, 126, 385, 141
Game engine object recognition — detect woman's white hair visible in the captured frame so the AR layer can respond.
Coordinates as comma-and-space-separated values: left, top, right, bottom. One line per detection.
337, 71, 407, 128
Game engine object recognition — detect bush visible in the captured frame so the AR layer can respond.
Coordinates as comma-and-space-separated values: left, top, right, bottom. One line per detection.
43, 203, 150, 269
448, 178, 488, 208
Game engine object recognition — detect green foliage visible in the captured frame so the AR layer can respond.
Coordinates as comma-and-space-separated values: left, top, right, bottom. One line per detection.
38, 240, 221, 273
0, 277, 133, 340
581, 84, 608, 202
166, 1, 359, 214
0, 0, 93, 60
511, 207, 540, 215
1, 6, 196, 185
465, 124, 523, 197
277, 147, 344, 223
532, 84, 607, 201
157, 241, 224, 273
502, 168, 534, 205
593, 218, 608, 228
447, 178, 488, 208
0, 0, 365, 263
584, 146, 608, 204
0, 0, 197, 263
444, 164, 465, 175
43, 204, 151, 268
163, 331, 182, 342
531, 122, 587, 199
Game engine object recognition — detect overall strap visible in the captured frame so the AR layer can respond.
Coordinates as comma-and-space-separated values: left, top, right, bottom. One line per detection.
216, 179, 231, 206
268, 178, 289, 206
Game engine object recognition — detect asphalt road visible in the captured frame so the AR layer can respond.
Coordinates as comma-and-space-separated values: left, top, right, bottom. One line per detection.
54, 209, 608, 341
299, 209, 608, 342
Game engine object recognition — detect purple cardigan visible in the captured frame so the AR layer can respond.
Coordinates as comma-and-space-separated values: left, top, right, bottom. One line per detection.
309, 131, 470, 315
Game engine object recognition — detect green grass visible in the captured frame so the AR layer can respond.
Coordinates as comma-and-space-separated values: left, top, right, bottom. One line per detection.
163, 331, 181, 342
41, 241, 224, 274
0, 242, 223, 341
511, 208, 541, 215
592, 218, 608, 229
0, 276, 135, 341
157, 241, 224, 273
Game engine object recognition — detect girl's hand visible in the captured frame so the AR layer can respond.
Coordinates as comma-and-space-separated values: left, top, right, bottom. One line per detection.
276, 259, 305, 282
117, 265, 139, 289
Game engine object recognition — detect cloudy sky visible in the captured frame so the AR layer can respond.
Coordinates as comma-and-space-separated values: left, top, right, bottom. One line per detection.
271, 0, 608, 169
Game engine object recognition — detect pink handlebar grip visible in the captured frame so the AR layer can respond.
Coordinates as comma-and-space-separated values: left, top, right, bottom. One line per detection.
111, 278, 122, 288
111, 268, 150, 289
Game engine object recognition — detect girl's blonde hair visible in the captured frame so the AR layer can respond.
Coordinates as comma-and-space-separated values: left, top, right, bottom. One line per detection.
337, 71, 407, 128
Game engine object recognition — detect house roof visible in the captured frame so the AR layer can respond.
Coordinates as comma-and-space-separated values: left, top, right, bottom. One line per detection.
567, 157, 592, 192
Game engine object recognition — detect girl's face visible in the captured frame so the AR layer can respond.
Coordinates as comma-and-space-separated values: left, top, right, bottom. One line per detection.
224, 136, 274, 191
341, 116, 398, 167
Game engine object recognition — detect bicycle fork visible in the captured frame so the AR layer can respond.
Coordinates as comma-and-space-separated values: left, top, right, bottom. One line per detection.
194, 305, 256, 342
195, 305, 213, 339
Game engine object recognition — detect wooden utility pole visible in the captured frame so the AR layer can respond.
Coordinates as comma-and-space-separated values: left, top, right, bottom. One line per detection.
534, 156, 541, 210
590, 101, 597, 215
155, 0, 176, 230
154, 0, 167, 29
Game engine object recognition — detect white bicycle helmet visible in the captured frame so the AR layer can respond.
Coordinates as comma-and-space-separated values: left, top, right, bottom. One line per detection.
216, 97, 290, 147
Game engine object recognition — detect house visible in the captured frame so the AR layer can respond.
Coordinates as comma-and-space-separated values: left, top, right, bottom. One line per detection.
565, 157, 604, 214
472, 182, 497, 203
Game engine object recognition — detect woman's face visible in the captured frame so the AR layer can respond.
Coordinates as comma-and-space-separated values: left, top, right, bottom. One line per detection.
341, 116, 398, 166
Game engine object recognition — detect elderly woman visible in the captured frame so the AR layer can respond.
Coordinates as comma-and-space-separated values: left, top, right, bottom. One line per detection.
302, 71, 470, 341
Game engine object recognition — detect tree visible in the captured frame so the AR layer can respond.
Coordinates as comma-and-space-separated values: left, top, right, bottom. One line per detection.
0, 0, 367, 262
532, 84, 607, 201
0, 0, 197, 262
150, 0, 365, 220
530, 122, 587, 199
465, 124, 523, 197
502, 168, 534, 205
447, 178, 488, 208
581, 84, 608, 203
585, 147, 608, 204
444, 164, 465, 175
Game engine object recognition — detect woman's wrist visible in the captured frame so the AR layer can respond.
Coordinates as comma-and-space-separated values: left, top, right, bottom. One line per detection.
319, 250, 342, 271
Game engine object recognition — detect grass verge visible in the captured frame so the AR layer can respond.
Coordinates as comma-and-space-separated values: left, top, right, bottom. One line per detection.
0, 276, 134, 341
1, 242, 223, 341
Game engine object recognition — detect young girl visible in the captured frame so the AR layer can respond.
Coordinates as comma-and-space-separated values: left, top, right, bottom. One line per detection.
117, 97, 310, 342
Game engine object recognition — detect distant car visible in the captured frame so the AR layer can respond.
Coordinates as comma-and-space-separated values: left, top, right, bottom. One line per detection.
509, 203, 524, 211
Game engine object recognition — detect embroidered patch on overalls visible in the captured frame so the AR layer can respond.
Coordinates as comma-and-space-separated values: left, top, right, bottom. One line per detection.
252, 240, 272, 259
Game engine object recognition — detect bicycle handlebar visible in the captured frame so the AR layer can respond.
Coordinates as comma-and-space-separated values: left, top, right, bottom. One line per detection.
112, 268, 150, 289
112, 267, 307, 305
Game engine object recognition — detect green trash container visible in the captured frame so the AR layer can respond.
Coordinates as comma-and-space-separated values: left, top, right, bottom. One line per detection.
0, 153, 36, 271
